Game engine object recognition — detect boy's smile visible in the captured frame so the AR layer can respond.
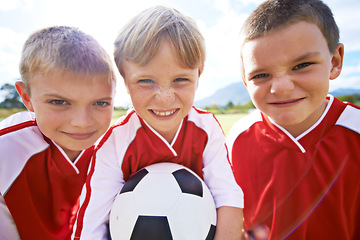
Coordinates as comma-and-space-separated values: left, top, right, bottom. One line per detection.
123, 39, 199, 143
62, 131, 98, 140
151, 108, 179, 117
241, 21, 343, 137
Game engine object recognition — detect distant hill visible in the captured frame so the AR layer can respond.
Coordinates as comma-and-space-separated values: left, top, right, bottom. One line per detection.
195, 82, 250, 108
195, 81, 360, 108
329, 88, 360, 97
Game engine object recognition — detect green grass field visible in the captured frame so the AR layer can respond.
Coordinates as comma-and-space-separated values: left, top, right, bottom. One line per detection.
0, 108, 246, 136
215, 113, 246, 136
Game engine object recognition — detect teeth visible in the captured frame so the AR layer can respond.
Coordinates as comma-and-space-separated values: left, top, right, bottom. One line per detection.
153, 109, 177, 116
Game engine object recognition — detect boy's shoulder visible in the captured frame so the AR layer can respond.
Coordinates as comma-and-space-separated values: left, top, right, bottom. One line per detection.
335, 100, 360, 134
106, 109, 141, 135
187, 106, 230, 138
97, 109, 141, 149
0, 111, 44, 145
0, 111, 36, 132
227, 109, 263, 142
0, 111, 49, 196
188, 106, 220, 127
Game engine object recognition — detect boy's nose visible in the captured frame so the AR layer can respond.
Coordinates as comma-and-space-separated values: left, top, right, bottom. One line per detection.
155, 87, 176, 103
270, 75, 294, 94
70, 108, 94, 127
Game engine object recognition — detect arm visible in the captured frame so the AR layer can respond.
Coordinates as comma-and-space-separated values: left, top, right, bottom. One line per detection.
201, 113, 244, 239
215, 206, 243, 240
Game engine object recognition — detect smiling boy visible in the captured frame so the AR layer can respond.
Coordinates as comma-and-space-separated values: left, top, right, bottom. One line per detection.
73, 6, 244, 240
227, 0, 360, 239
0, 26, 115, 240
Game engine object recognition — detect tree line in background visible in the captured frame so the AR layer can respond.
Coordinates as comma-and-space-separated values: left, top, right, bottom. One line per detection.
203, 100, 255, 114
0, 83, 25, 109
1, 83, 360, 112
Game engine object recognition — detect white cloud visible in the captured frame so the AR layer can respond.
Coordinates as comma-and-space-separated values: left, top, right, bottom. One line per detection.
0, 28, 27, 85
214, 0, 230, 13
0, 0, 20, 11
195, 1, 249, 100
327, 0, 360, 52
329, 62, 360, 91
342, 63, 360, 76
234, 0, 263, 5
330, 75, 360, 91
0, 0, 33, 11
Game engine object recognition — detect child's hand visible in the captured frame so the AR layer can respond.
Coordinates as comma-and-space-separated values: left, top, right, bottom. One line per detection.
241, 224, 269, 240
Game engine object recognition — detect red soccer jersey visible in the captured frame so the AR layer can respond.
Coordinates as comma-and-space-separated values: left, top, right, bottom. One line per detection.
73, 107, 243, 239
0, 112, 93, 240
227, 96, 360, 240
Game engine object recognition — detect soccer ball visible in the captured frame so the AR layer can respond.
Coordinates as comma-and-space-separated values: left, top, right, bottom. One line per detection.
109, 162, 217, 240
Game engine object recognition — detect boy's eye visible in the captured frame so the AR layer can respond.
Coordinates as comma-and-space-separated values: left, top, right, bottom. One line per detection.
174, 78, 189, 82
95, 101, 110, 107
293, 62, 313, 70
49, 99, 67, 105
138, 79, 154, 83
251, 73, 269, 80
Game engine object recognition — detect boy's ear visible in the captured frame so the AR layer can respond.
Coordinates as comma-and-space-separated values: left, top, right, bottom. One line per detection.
123, 79, 130, 94
15, 81, 34, 112
242, 76, 247, 87
330, 43, 344, 80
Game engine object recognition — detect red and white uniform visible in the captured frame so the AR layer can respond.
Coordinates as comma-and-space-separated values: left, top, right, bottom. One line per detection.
227, 95, 360, 240
0, 111, 93, 240
73, 107, 244, 239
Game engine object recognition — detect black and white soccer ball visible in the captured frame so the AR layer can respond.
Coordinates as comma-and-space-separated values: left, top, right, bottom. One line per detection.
109, 162, 217, 240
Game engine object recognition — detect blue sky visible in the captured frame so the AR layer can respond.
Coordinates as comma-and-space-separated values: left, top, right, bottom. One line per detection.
1, 0, 360, 107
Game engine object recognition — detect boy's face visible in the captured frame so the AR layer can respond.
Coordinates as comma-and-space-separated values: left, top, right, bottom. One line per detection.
123, 39, 199, 143
17, 71, 115, 160
241, 21, 343, 137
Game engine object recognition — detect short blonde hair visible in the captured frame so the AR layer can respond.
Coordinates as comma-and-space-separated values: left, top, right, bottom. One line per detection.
114, 5, 205, 78
20, 26, 115, 94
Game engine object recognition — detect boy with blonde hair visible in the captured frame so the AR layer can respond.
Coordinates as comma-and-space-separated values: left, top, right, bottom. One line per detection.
73, 5, 244, 240
0, 26, 116, 240
227, 0, 360, 239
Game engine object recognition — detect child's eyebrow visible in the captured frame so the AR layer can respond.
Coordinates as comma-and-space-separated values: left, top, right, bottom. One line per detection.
95, 97, 114, 101
128, 72, 155, 80
42, 93, 66, 99
292, 52, 321, 63
246, 68, 267, 78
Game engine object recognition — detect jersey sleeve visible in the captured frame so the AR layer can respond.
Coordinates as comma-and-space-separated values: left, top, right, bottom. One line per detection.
0, 111, 48, 196
200, 112, 244, 208
72, 130, 125, 240
0, 195, 20, 240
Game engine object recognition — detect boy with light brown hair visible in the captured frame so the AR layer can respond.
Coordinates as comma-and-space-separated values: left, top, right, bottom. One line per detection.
227, 0, 360, 239
73, 5, 244, 240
